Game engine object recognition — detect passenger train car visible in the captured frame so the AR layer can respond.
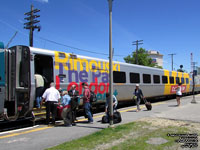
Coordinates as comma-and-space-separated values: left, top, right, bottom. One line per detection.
0, 45, 200, 121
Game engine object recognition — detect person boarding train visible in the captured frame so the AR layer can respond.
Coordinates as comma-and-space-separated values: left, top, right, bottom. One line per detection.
41, 82, 60, 125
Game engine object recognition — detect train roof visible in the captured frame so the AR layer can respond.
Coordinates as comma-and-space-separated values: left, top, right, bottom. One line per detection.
29, 46, 187, 74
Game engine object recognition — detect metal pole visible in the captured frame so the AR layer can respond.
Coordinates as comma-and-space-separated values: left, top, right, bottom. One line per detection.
172, 55, 173, 71
168, 53, 176, 71
132, 40, 143, 65
108, 0, 113, 125
191, 63, 197, 103
136, 40, 138, 64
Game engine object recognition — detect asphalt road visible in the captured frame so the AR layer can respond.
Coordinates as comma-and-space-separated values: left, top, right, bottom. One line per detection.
0, 94, 200, 150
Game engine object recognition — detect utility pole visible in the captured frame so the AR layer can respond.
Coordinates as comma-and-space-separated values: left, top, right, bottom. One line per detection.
108, 0, 113, 126
168, 53, 176, 71
132, 40, 143, 65
24, 4, 41, 47
191, 61, 198, 104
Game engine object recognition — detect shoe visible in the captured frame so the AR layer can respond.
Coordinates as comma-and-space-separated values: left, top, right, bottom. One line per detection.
72, 123, 76, 126
88, 121, 93, 124
66, 124, 72, 127
48, 124, 55, 127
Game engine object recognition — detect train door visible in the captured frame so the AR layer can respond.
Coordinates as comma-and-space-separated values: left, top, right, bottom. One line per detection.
0, 49, 5, 117
4, 46, 31, 120
34, 54, 53, 92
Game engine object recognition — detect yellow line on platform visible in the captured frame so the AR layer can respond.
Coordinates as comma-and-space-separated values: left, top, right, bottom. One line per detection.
0, 126, 52, 139
0, 102, 166, 139
77, 102, 166, 121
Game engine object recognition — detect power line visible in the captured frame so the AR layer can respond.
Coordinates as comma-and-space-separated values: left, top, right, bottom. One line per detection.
0, 19, 127, 57
38, 36, 126, 57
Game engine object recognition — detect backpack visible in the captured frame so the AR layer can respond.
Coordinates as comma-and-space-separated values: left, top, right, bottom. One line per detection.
90, 90, 97, 103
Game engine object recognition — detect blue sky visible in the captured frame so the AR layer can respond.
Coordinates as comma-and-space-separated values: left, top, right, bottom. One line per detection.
0, 0, 200, 72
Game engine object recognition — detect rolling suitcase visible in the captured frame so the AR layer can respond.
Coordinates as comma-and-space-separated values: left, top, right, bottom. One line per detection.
143, 98, 152, 110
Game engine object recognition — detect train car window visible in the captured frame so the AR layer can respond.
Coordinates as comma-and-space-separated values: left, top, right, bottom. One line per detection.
186, 78, 189, 84
181, 78, 185, 84
130, 73, 140, 83
162, 76, 168, 84
113, 71, 126, 83
176, 77, 180, 84
143, 74, 151, 83
169, 76, 174, 84
153, 75, 160, 84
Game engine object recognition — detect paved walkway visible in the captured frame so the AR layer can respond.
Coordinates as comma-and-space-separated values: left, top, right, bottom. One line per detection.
0, 94, 200, 150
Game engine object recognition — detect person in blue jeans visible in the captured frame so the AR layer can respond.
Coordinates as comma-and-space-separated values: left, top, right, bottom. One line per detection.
82, 82, 93, 123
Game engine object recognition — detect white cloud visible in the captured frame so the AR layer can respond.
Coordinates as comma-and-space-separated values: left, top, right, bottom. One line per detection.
35, 0, 48, 3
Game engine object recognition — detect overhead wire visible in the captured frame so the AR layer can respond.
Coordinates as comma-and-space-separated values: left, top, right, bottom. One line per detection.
37, 36, 126, 57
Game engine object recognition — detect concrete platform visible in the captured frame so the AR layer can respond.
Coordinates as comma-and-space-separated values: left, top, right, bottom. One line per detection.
0, 94, 199, 150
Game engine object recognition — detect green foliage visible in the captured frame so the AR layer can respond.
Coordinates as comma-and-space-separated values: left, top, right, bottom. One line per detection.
124, 48, 162, 69
177, 65, 186, 72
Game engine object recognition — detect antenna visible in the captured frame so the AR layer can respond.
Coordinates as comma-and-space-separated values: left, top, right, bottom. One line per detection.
5, 31, 18, 49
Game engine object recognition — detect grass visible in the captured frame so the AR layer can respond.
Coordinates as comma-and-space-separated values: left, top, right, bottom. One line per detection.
47, 120, 197, 150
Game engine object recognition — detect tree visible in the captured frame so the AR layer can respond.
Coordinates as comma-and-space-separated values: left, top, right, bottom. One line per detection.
124, 48, 162, 68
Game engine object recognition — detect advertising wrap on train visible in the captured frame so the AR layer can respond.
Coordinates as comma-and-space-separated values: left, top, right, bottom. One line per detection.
54, 51, 120, 100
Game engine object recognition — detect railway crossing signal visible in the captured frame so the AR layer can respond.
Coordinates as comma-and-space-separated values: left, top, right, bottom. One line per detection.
24, 4, 41, 47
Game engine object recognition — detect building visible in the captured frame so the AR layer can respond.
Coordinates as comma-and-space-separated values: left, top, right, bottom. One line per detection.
147, 50, 163, 67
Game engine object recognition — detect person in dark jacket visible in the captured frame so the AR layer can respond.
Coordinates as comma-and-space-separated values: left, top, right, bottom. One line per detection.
134, 84, 144, 112
68, 84, 79, 124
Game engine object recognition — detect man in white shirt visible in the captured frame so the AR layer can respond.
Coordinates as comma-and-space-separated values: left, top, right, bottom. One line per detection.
42, 82, 61, 125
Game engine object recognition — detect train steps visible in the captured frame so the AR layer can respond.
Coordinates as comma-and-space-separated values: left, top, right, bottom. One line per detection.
32, 106, 46, 121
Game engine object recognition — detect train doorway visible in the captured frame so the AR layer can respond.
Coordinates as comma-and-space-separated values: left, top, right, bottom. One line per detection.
34, 55, 54, 90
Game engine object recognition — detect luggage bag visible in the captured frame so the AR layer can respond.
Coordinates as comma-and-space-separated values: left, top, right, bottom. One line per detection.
143, 98, 152, 110
101, 111, 122, 124
57, 105, 63, 119
113, 111, 122, 123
